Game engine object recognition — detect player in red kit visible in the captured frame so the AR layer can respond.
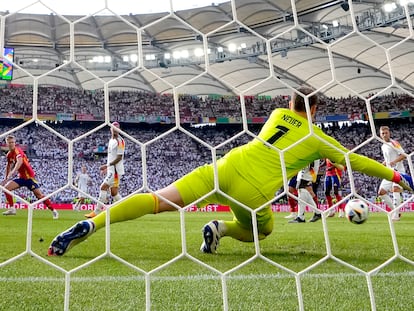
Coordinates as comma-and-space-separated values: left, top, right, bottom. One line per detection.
324, 158, 346, 218
1, 135, 59, 219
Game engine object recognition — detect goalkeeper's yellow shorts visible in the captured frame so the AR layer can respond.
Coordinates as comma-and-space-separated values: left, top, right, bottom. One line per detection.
173, 160, 273, 234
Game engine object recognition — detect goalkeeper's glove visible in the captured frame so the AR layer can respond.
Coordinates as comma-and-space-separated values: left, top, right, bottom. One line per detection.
392, 171, 414, 192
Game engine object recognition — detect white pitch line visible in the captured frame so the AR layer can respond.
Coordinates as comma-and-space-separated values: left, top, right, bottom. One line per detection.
0, 271, 413, 283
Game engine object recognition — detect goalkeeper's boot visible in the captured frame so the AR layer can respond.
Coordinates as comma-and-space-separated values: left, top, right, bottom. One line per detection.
48, 220, 95, 256
200, 220, 221, 254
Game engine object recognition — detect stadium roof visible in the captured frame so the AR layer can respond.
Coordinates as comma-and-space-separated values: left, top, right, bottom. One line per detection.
1, 0, 414, 98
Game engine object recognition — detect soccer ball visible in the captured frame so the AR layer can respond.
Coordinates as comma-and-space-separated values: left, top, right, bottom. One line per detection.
345, 199, 369, 224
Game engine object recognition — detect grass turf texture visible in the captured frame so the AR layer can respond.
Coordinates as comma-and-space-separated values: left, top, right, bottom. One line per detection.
0, 210, 413, 310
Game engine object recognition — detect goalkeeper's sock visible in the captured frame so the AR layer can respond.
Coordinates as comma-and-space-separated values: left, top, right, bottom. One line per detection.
391, 171, 414, 192
92, 193, 159, 230
222, 221, 268, 242
223, 221, 250, 241
380, 194, 393, 211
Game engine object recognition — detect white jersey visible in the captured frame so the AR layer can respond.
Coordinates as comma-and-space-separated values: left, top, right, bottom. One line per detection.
107, 136, 125, 176
381, 139, 405, 173
77, 173, 91, 192
297, 159, 320, 182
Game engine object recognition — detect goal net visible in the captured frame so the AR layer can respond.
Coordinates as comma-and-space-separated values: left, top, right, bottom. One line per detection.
0, 1, 413, 310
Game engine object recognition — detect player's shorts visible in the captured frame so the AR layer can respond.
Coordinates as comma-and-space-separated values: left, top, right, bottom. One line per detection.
102, 171, 121, 188
288, 176, 297, 188
379, 179, 402, 192
297, 179, 312, 189
324, 175, 341, 192
77, 185, 88, 197
13, 178, 40, 191
173, 161, 273, 234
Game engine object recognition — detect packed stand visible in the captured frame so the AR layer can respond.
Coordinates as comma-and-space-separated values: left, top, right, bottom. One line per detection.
0, 86, 413, 120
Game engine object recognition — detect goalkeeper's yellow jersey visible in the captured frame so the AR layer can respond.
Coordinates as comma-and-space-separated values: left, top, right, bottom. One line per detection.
221, 108, 394, 200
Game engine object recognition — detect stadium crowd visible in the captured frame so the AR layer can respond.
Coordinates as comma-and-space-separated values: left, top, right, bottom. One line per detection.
0, 86, 413, 119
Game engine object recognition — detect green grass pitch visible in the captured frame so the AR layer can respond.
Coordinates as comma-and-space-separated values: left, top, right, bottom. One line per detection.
0, 210, 413, 310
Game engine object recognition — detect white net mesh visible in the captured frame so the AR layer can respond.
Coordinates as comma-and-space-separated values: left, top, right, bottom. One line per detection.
0, 1, 414, 310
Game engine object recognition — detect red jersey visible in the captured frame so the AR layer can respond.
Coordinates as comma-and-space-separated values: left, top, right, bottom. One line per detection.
325, 159, 343, 178
7, 147, 35, 179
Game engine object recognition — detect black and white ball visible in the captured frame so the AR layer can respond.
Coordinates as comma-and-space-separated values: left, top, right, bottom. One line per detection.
345, 199, 369, 224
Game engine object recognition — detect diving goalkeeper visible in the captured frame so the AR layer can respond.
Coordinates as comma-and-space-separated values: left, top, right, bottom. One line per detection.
48, 87, 414, 256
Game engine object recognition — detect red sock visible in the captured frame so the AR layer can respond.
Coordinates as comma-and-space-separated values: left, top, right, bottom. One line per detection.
288, 189, 298, 212
313, 195, 319, 209
326, 195, 333, 207
5, 193, 13, 206
335, 194, 345, 211
288, 196, 297, 212
44, 198, 54, 211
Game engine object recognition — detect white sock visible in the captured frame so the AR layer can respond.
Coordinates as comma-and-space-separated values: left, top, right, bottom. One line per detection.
96, 190, 108, 212
298, 188, 316, 219
393, 192, 401, 207
380, 194, 394, 210
392, 192, 402, 218
112, 194, 122, 202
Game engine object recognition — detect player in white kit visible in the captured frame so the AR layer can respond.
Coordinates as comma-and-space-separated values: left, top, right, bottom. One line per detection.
377, 126, 407, 221
288, 159, 321, 223
85, 122, 125, 218
73, 165, 92, 211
